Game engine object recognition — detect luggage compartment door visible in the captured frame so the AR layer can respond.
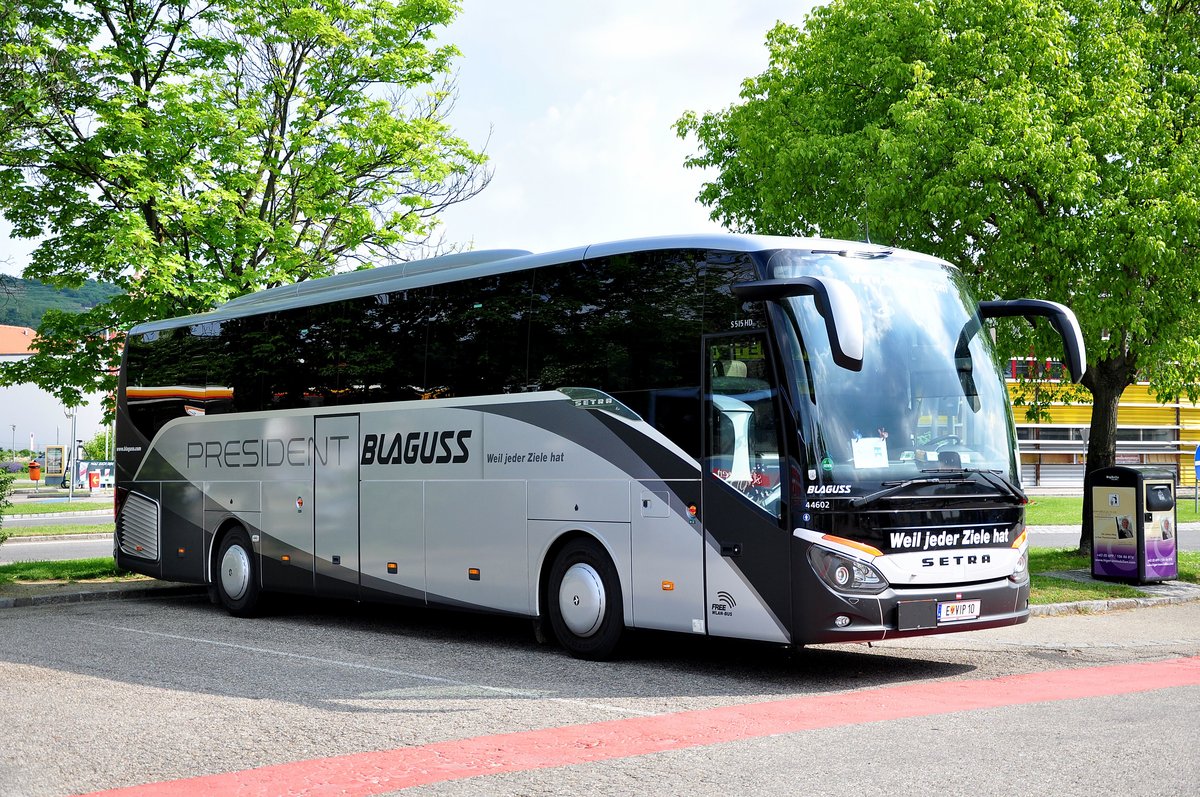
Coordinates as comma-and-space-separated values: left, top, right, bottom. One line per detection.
315, 414, 360, 599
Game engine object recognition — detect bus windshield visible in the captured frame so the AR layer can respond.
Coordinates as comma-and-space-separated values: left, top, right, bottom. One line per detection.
770, 249, 1019, 489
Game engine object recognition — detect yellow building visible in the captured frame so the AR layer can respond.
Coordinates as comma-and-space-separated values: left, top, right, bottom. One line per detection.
1009, 381, 1200, 489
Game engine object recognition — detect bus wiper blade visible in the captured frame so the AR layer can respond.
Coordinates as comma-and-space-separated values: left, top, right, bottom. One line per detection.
966, 467, 1027, 503
918, 467, 1027, 503
848, 476, 973, 509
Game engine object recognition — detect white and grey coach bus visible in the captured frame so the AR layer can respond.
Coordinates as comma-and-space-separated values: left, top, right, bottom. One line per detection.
114, 235, 1085, 659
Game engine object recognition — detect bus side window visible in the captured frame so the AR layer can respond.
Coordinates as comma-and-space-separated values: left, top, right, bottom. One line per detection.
526, 252, 704, 461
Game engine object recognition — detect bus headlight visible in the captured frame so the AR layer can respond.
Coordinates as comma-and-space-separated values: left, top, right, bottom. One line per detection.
1010, 550, 1029, 584
808, 546, 889, 595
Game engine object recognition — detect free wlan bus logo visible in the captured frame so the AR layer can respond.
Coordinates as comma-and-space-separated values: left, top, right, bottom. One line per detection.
710, 591, 737, 617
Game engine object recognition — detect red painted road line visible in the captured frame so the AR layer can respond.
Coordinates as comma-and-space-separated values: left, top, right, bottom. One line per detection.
80, 656, 1200, 797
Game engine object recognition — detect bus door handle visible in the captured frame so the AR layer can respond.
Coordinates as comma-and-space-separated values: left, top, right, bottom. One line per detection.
721, 543, 742, 558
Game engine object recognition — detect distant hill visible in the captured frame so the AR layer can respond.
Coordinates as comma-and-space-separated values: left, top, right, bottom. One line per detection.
0, 275, 121, 329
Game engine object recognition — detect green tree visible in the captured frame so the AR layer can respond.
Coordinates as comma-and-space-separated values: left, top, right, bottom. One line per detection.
81, 428, 111, 461
0, 0, 488, 410
678, 0, 1200, 541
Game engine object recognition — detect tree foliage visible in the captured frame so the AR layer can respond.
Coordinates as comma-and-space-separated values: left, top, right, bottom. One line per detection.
0, 0, 487, 409
81, 428, 111, 461
678, 0, 1200, 478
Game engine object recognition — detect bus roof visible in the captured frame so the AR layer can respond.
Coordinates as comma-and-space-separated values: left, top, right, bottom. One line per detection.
128, 233, 899, 335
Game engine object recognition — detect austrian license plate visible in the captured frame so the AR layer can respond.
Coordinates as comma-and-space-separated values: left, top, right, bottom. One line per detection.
937, 599, 981, 623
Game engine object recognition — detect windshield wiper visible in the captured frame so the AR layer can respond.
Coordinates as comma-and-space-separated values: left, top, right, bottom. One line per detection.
848, 476, 974, 509
847, 468, 1025, 510
963, 467, 1027, 503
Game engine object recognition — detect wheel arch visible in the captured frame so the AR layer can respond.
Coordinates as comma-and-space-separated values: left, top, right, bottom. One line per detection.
207, 516, 254, 586
536, 526, 633, 628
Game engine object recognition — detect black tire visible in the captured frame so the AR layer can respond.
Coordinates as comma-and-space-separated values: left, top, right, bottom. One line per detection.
547, 537, 624, 660
214, 527, 261, 617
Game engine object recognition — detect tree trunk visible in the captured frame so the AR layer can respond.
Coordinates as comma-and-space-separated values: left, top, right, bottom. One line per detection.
1077, 355, 1136, 554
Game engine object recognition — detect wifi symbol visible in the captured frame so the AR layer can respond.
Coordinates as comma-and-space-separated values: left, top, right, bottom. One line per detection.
716, 591, 737, 608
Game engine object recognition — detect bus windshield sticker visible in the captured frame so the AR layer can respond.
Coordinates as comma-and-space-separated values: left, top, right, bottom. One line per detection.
557, 387, 643, 422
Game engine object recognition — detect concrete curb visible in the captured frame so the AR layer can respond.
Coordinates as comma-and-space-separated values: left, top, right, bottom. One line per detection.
0, 583, 206, 609
7, 532, 112, 543
1030, 592, 1200, 616
3, 509, 112, 520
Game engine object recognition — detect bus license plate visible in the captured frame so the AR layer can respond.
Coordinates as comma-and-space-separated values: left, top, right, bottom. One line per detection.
937, 600, 981, 623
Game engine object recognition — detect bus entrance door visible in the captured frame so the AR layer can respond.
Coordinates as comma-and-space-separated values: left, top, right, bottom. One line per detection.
701, 332, 793, 644
314, 414, 361, 600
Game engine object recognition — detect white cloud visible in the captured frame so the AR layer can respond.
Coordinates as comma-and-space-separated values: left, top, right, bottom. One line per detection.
436, 0, 822, 254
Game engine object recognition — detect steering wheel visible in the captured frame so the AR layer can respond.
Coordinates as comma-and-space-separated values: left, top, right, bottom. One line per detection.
927, 434, 961, 450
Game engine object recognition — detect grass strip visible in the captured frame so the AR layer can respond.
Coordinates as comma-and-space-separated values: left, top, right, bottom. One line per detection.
1029, 574, 1146, 604
1027, 547, 1199, 604
1029, 547, 1198, 582
1025, 496, 1200, 525
1, 501, 112, 516
4, 523, 114, 538
0, 557, 138, 585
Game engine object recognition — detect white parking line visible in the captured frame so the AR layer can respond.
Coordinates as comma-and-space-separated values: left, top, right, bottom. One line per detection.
74, 619, 656, 717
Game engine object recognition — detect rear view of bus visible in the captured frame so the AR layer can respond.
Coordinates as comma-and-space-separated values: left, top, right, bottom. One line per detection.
112, 235, 1084, 658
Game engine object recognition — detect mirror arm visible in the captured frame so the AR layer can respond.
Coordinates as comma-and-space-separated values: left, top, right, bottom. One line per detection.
979, 299, 1087, 383
733, 277, 864, 371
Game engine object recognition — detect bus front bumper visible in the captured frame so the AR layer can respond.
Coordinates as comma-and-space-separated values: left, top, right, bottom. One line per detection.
794, 575, 1030, 644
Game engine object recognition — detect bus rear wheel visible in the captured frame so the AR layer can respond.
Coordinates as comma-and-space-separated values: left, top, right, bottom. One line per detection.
215, 527, 261, 617
548, 537, 623, 660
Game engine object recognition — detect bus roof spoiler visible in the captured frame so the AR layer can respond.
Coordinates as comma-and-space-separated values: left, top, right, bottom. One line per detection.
978, 299, 1087, 383
732, 276, 864, 371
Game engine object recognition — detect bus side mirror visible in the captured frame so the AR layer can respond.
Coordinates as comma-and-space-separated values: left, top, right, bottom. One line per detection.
978, 299, 1087, 383
732, 276, 864, 371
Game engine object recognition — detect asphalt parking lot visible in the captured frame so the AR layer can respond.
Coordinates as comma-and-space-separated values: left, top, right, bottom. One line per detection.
1, 591, 1197, 797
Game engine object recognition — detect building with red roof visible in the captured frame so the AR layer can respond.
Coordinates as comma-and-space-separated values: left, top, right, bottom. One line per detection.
0, 324, 36, 356
0, 323, 106, 460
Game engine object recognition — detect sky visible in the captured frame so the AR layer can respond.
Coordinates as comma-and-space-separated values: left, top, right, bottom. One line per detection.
0, 1, 823, 451
435, 1, 822, 255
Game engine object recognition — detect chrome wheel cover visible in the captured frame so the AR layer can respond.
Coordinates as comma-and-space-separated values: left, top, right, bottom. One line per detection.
558, 562, 605, 637
220, 544, 251, 602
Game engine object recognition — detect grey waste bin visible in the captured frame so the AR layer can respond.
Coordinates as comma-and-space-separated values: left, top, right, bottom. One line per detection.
1085, 466, 1178, 584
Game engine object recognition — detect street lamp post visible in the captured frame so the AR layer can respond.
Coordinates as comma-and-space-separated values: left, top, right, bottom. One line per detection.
65, 408, 77, 502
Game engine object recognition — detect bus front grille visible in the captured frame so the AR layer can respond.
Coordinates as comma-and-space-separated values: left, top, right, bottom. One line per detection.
118, 493, 160, 561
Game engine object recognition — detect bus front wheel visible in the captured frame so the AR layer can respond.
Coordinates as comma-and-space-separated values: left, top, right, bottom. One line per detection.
215, 527, 261, 617
548, 537, 623, 660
